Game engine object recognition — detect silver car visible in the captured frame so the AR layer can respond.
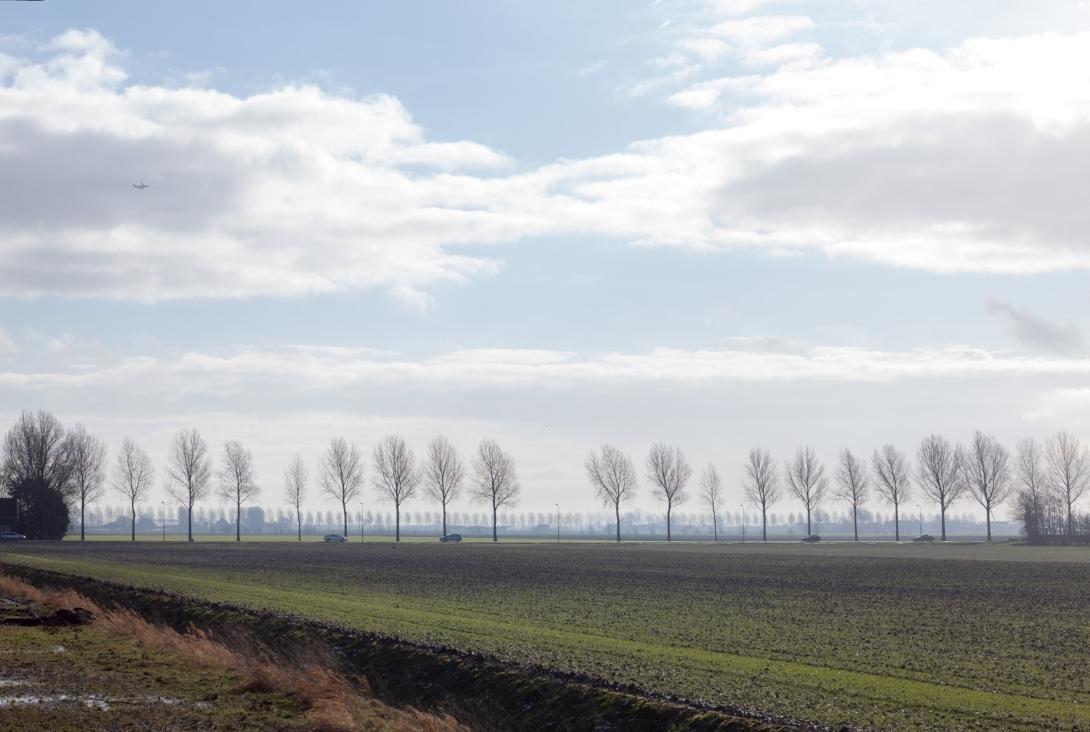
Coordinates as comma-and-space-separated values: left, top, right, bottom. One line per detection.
323, 533, 346, 543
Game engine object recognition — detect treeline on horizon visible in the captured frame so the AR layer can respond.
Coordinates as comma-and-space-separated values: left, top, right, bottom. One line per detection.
2, 409, 1088, 545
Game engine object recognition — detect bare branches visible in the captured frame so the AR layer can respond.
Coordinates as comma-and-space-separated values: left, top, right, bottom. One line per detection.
585, 444, 637, 541
963, 431, 1011, 541
113, 438, 154, 541
700, 463, 723, 542
372, 435, 420, 542
835, 448, 869, 541
1046, 431, 1090, 537
872, 444, 911, 540
165, 428, 212, 543
471, 438, 520, 542
646, 443, 691, 541
2, 410, 73, 498
916, 434, 964, 541
66, 424, 106, 541
743, 448, 779, 541
321, 437, 364, 538
283, 454, 307, 542
219, 440, 259, 542
785, 446, 827, 536
424, 436, 464, 536
1016, 437, 1046, 502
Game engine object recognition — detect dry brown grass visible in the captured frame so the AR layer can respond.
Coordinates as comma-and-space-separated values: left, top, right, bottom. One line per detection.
0, 574, 469, 732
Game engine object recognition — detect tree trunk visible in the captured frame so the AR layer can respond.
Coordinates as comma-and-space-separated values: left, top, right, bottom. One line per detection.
297, 512, 301, 542
81, 501, 86, 541
853, 506, 858, 541
236, 499, 241, 542
442, 505, 447, 536
894, 503, 900, 541
492, 505, 498, 542
131, 502, 136, 542
940, 508, 947, 541
762, 507, 768, 541
806, 507, 812, 535
712, 512, 718, 542
396, 505, 400, 542
187, 503, 193, 542
615, 503, 621, 542
985, 507, 992, 542
342, 503, 348, 538
666, 505, 672, 542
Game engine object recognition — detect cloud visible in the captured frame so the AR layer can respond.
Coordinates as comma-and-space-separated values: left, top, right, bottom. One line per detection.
0, 30, 511, 305
0, 329, 15, 360
9, 28, 1090, 304
988, 302, 1087, 356
6, 339, 1090, 397
588, 33, 1090, 274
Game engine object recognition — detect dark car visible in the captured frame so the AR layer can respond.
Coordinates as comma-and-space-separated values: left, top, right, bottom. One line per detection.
800, 534, 821, 543
439, 533, 463, 543
0, 531, 26, 541
912, 534, 935, 542
323, 533, 346, 543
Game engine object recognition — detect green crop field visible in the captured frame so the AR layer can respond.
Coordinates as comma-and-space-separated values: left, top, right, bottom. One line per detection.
3, 540, 1090, 730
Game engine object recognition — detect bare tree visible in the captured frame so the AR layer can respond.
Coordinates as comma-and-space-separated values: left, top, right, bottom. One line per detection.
113, 438, 153, 542
963, 431, 1012, 542
700, 463, 724, 541
424, 436, 464, 536
165, 428, 212, 543
872, 445, 911, 540
743, 448, 779, 541
646, 443, 691, 541
219, 440, 259, 542
1015, 437, 1047, 539
785, 446, 827, 536
916, 434, 964, 541
66, 424, 106, 541
1, 410, 75, 539
585, 444, 638, 542
471, 438, 520, 542
283, 454, 307, 542
321, 437, 364, 538
835, 448, 869, 541
1046, 431, 1090, 537
373, 435, 419, 542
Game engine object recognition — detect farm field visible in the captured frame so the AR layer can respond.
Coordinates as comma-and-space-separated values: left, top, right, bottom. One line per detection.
3, 541, 1090, 730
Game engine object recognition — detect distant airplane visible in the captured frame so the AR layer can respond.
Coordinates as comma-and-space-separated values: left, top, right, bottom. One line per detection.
132, 181, 149, 190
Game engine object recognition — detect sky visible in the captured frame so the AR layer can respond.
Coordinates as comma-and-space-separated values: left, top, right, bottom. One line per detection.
3, 1, 1090, 523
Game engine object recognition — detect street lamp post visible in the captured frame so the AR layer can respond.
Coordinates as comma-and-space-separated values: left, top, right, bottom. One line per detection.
555, 504, 560, 545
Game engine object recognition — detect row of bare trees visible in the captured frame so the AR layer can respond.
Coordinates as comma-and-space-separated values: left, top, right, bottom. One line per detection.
286, 435, 520, 543
3, 413, 526, 543
9, 409, 1090, 544
4, 414, 262, 542
585, 432, 1090, 542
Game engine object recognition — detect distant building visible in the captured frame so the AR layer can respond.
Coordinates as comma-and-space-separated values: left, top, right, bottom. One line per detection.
0, 497, 16, 533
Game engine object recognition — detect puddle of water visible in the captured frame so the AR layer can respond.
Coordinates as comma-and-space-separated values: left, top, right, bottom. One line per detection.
0, 694, 110, 711
0, 692, 204, 710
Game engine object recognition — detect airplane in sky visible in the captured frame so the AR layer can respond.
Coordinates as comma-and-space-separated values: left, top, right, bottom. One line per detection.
132, 181, 148, 190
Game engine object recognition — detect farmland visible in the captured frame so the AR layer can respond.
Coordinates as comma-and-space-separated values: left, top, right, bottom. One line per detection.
3, 541, 1090, 730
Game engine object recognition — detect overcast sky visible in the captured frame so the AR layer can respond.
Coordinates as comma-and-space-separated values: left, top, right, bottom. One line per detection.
3, 1, 1090, 521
